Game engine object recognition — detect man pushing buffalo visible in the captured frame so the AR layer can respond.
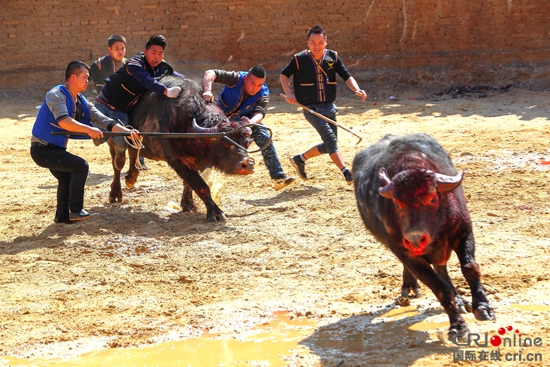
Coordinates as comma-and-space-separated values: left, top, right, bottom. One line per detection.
202, 66, 295, 191
95, 34, 184, 171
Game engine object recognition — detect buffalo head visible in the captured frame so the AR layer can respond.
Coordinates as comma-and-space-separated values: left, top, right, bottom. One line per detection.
190, 114, 255, 175
378, 167, 464, 255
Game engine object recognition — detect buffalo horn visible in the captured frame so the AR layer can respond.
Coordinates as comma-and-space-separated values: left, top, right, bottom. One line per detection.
378, 168, 394, 199
434, 170, 465, 193
191, 118, 217, 134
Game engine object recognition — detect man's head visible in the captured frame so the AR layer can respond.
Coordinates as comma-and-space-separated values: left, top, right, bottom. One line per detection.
65, 60, 90, 93
306, 24, 328, 60
144, 35, 167, 68
243, 65, 266, 96
107, 34, 126, 62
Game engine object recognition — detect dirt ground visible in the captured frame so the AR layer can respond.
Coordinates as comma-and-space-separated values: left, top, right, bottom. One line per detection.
0, 86, 549, 366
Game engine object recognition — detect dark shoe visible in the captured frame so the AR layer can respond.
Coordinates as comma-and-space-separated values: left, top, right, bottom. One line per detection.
54, 217, 74, 224
344, 169, 353, 185
272, 175, 296, 191
70, 209, 91, 221
289, 156, 307, 180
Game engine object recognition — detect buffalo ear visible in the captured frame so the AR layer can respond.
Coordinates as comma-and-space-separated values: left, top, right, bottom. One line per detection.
378, 168, 394, 199
435, 170, 465, 193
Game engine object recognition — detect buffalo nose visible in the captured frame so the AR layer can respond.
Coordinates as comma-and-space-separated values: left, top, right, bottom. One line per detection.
403, 231, 430, 251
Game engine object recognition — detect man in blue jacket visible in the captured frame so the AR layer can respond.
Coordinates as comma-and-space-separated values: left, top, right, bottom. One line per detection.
30, 60, 140, 224
96, 34, 183, 170
202, 66, 295, 191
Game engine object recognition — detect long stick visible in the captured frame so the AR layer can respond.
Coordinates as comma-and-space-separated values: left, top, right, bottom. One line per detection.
51, 131, 226, 138
279, 93, 362, 144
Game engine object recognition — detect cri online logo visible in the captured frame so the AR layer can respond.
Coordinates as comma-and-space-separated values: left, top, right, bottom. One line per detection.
451, 325, 543, 348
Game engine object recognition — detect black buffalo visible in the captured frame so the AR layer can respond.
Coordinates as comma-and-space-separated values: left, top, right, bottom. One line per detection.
352, 133, 495, 338
108, 75, 255, 222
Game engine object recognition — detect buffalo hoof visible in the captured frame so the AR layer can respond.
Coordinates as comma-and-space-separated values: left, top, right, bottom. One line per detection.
448, 322, 470, 340
109, 191, 122, 203
125, 176, 135, 189
206, 209, 226, 222
456, 296, 472, 314
474, 304, 496, 321
401, 286, 422, 298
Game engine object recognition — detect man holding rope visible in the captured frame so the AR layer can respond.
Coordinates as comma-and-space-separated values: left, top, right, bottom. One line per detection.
30, 61, 141, 224
280, 24, 367, 185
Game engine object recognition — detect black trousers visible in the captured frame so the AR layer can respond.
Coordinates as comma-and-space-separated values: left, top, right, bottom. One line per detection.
30, 144, 89, 222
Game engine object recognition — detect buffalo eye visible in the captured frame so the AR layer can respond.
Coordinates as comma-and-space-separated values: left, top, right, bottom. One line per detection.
423, 194, 439, 207
393, 199, 405, 209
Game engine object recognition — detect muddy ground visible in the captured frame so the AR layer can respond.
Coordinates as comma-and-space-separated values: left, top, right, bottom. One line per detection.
0, 86, 549, 366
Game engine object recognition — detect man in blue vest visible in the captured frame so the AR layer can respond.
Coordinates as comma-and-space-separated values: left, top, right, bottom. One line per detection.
30, 60, 141, 224
202, 66, 295, 191
280, 24, 367, 185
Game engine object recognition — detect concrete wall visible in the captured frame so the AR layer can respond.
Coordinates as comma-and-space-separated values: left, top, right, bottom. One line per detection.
1, 0, 550, 96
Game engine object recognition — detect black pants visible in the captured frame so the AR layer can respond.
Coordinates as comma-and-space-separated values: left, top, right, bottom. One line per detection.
30, 144, 89, 222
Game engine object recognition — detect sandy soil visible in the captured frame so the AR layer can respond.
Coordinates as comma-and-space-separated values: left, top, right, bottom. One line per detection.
1, 87, 550, 366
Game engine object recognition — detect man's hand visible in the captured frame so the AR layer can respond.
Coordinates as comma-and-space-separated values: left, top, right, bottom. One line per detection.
87, 127, 104, 139
202, 91, 214, 103
354, 89, 368, 101
165, 86, 182, 98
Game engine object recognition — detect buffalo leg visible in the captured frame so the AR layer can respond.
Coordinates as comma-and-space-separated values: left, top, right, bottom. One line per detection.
434, 264, 472, 314
402, 266, 422, 298
454, 234, 495, 321
124, 147, 140, 189
108, 139, 124, 203
181, 182, 197, 212
394, 252, 469, 338
169, 161, 224, 222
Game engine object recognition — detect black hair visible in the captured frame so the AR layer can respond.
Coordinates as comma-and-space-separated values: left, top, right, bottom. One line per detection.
108, 34, 127, 47
248, 65, 266, 79
307, 24, 327, 39
65, 60, 89, 81
145, 34, 168, 50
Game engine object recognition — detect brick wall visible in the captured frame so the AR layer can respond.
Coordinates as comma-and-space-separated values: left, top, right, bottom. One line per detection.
1, 0, 550, 96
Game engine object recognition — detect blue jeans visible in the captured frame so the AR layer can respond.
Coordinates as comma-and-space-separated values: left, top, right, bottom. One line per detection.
94, 103, 130, 153
95, 103, 145, 164
30, 144, 89, 221
251, 123, 285, 179
303, 102, 339, 154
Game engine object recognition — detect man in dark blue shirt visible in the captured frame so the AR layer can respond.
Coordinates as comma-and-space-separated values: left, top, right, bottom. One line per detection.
95, 35, 184, 170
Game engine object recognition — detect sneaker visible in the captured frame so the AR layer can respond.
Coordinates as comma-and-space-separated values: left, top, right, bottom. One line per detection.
139, 163, 150, 171
272, 176, 296, 191
69, 209, 91, 221
343, 169, 354, 185
289, 156, 308, 180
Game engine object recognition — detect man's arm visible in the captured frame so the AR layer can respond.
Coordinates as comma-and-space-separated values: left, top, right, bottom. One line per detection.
279, 74, 296, 104
202, 70, 240, 103
202, 69, 217, 102
344, 77, 367, 101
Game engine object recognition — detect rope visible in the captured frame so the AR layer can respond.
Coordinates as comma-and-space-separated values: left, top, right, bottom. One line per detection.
123, 125, 146, 170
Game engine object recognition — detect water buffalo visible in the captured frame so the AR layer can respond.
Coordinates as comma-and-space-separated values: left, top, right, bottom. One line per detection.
352, 133, 495, 338
108, 75, 255, 222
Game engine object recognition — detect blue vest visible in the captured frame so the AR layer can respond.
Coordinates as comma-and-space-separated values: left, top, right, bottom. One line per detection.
218, 72, 269, 119
32, 85, 91, 147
